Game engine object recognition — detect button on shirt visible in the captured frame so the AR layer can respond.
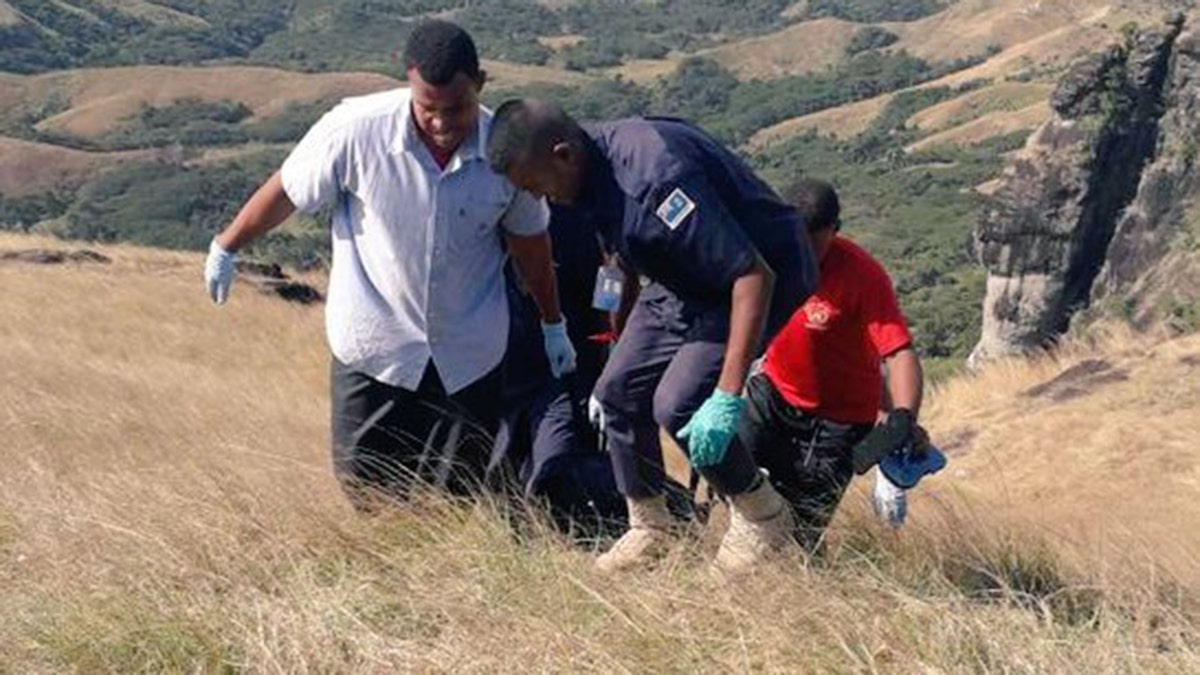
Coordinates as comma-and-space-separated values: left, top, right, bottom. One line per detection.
280, 89, 549, 393
574, 117, 818, 337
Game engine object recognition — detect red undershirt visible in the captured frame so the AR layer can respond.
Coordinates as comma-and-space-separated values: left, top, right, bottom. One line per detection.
415, 122, 455, 170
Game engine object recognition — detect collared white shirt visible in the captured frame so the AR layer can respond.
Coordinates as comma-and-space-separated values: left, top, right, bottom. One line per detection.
280, 88, 549, 393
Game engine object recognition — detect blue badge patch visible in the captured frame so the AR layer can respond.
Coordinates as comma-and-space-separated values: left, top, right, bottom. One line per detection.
656, 188, 696, 231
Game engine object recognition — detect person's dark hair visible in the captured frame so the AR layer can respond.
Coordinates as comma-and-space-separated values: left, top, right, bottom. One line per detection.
403, 20, 481, 85
784, 178, 841, 232
487, 98, 585, 173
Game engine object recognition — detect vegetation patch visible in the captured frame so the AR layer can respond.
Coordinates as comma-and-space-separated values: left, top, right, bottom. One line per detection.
802, 0, 949, 23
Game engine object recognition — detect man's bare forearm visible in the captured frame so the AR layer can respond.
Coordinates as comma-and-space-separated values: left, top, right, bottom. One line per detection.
216, 171, 297, 252
718, 254, 774, 395
506, 231, 563, 324
883, 347, 924, 417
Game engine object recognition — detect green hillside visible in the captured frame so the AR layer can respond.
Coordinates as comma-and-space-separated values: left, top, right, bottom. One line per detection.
0, 0, 1021, 369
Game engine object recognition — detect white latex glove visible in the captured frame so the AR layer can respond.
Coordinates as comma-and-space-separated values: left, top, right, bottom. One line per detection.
541, 320, 578, 378
587, 395, 607, 432
204, 238, 236, 304
873, 468, 907, 528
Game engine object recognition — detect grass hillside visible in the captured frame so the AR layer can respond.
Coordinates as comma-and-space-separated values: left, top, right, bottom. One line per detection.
0, 136, 160, 196
1, 0, 1190, 389
2, 233, 1199, 671
6, 66, 401, 141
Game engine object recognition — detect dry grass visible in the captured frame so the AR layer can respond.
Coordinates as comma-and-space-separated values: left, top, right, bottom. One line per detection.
925, 323, 1200, 585
7, 61, 589, 143
1, 233, 1198, 672
704, 18, 861, 79
905, 100, 1051, 152
3, 66, 401, 140
0, 136, 161, 197
91, 0, 210, 27
889, 0, 1114, 65
606, 56, 683, 85
536, 34, 586, 52
746, 94, 895, 148
611, 17, 859, 84
909, 82, 1052, 132
746, 0, 1126, 148
481, 58, 595, 89
0, 0, 22, 27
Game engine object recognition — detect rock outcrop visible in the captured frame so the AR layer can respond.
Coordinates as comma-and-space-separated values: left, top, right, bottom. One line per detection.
972, 14, 1200, 363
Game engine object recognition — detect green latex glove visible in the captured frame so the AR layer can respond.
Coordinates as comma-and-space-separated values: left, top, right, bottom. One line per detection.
677, 390, 746, 467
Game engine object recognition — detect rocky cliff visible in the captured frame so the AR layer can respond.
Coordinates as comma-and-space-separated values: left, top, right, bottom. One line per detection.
971, 12, 1200, 363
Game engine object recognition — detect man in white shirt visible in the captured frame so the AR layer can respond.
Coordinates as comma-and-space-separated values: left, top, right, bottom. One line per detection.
204, 21, 574, 506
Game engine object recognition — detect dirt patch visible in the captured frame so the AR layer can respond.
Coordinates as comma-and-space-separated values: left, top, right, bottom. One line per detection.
236, 259, 322, 305
1021, 359, 1130, 403
0, 248, 111, 265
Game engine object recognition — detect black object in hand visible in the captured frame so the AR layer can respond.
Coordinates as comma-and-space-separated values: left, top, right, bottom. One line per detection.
851, 409, 915, 475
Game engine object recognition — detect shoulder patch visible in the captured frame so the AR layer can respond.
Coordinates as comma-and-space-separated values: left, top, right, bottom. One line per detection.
655, 188, 696, 231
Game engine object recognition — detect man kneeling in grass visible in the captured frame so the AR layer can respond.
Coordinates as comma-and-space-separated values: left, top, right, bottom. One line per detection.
739, 178, 931, 553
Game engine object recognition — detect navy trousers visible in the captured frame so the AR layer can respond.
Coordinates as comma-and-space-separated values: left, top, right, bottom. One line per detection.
490, 376, 626, 533
593, 284, 761, 500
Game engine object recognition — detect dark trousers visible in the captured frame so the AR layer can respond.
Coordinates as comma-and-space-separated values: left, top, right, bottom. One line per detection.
738, 374, 873, 552
490, 379, 626, 534
330, 358, 501, 507
593, 285, 761, 500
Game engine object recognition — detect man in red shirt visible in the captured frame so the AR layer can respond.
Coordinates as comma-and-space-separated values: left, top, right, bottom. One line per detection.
741, 178, 925, 552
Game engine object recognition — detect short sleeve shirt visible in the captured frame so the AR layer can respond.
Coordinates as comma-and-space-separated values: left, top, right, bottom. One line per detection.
280, 89, 549, 393
763, 236, 913, 424
578, 118, 817, 336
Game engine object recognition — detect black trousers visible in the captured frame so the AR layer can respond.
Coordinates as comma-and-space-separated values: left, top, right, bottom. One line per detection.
330, 358, 501, 507
737, 373, 873, 552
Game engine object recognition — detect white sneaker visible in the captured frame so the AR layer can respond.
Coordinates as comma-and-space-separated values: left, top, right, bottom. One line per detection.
595, 495, 671, 573
712, 476, 796, 576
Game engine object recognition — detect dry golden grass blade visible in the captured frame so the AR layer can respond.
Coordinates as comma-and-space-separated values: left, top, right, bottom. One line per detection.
1, 232, 1198, 672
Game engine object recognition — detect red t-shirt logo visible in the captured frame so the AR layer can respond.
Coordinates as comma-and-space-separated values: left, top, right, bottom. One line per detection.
803, 298, 835, 330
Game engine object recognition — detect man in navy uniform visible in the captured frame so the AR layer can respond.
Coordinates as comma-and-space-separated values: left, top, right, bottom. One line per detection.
486, 100, 819, 574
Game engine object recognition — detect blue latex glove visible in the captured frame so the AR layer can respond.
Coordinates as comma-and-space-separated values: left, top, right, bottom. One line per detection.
541, 320, 578, 378
879, 442, 947, 489
204, 238, 236, 304
677, 390, 745, 467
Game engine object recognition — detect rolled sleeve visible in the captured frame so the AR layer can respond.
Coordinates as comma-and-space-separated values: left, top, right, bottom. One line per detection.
280, 109, 349, 215
501, 190, 550, 237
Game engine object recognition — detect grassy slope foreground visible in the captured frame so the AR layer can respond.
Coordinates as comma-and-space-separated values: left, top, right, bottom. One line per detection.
2, 235, 1198, 671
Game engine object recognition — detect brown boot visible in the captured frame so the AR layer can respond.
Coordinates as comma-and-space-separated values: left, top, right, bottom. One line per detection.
712, 475, 796, 576
595, 495, 671, 573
